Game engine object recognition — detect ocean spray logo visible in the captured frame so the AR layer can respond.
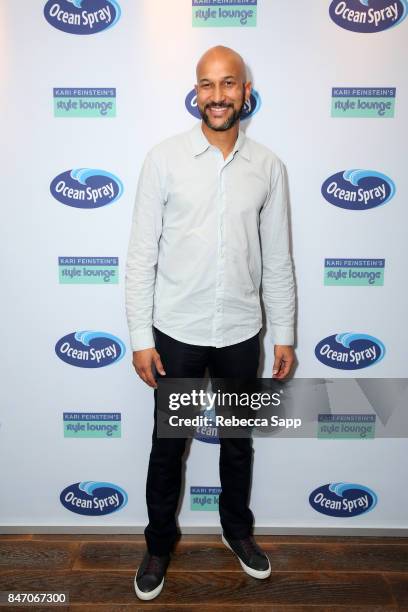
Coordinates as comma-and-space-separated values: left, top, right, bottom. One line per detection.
50, 168, 123, 209
329, 0, 407, 33
44, 0, 121, 35
193, 406, 219, 444
190, 486, 221, 510
59, 257, 119, 284
60, 481, 127, 515
324, 258, 385, 286
321, 169, 395, 210
54, 88, 116, 117
331, 87, 396, 118
192, 0, 257, 27
315, 333, 385, 370
185, 89, 261, 121
55, 331, 125, 368
309, 482, 377, 517
63, 413, 121, 437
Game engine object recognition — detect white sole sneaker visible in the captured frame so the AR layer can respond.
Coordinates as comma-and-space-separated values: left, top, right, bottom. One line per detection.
222, 534, 271, 579
134, 575, 164, 601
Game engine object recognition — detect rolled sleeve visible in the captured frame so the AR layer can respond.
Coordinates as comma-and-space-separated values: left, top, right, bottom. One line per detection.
125, 153, 164, 351
259, 160, 295, 346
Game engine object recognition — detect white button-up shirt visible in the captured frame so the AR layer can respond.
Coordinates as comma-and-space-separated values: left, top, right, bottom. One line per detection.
125, 122, 295, 351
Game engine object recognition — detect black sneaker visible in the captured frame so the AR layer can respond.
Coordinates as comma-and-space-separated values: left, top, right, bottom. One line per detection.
222, 533, 271, 579
134, 551, 170, 600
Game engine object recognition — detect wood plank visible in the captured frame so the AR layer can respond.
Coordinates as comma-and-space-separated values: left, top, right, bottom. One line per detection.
0, 570, 394, 607
73, 541, 408, 573
259, 543, 408, 573
175, 541, 408, 574
0, 605, 397, 612
74, 543, 144, 571
384, 572, 408, 608
30, 534, 147, 542
0, 542, 79, 570
28, 533, 408, 544
0, 535, 33, 540
68, 606, 399, 611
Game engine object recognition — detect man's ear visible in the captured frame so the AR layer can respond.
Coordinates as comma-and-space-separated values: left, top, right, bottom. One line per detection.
244, 81, 252, 102
194, 84, 198, 94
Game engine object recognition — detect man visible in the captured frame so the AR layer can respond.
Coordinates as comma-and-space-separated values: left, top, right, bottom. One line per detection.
125, 46, 295, 601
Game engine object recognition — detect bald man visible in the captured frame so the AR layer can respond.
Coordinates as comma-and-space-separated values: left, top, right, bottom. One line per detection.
126, 46, 296, 600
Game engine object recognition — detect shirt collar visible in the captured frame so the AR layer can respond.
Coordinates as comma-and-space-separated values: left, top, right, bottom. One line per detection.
189, 122, 251, 161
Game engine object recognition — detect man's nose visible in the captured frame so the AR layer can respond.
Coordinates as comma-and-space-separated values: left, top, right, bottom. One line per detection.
212, 83, 226, 101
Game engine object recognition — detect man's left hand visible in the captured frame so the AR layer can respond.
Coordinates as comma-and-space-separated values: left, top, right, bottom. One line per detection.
272, 345, 295, 379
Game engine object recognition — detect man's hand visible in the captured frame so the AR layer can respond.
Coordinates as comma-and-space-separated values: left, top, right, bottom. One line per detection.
132, 348, 166, 388
272, 345, 295, 379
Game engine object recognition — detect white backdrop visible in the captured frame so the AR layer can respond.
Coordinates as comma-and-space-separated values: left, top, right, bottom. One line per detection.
1, 0, 407, 533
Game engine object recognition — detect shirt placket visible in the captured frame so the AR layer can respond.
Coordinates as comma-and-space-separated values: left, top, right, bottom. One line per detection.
212, 149, 234, 347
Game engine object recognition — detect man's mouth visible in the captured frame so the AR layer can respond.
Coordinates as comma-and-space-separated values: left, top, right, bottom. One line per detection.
206, 105, 232, 118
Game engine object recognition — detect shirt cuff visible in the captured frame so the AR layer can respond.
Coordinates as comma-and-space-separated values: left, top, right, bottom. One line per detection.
130, 327, 155, 351
270, 325, 294, 346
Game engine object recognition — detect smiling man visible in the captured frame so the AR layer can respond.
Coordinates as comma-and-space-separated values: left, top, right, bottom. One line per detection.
125, 45, 296, 601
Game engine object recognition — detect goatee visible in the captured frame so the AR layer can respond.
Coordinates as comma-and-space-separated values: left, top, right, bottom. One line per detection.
198, 88, 246, 132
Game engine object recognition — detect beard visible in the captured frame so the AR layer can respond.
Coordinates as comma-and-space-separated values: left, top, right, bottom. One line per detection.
198, 87, 246, 132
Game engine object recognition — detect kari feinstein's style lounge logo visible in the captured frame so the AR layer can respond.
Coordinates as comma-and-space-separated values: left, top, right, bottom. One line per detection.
190, 486, 221, 510
55, 331, 126, 368
54, 88, 116, 117
321, 169, 395, 210
50, 168, 123, 209
329, 0, 407, 33
309, 482, 378, 517
58, 257, 119, 284
185, 89, 261, 121
192, 0, 257, 27
331, 87, 396, 118
315, 333, 385, 370
60, 481, 128, 515
44, 0, 121, 35
324, 258, 385, 286
63, 413, 121, 437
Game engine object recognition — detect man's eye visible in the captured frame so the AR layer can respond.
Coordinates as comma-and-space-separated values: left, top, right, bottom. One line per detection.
225, 81, 234, 86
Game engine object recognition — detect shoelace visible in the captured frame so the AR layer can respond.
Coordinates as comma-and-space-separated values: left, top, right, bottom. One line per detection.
238, 536, 260, 558
144, 555, 165, 575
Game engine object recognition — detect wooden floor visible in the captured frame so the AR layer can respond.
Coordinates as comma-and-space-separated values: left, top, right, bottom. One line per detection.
0, 533, 407, 610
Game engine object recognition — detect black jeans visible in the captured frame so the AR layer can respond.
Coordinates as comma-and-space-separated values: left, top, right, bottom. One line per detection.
145, 326, 260, 555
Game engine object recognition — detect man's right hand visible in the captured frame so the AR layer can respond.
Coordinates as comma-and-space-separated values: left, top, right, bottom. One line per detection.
132, 348, 166, 388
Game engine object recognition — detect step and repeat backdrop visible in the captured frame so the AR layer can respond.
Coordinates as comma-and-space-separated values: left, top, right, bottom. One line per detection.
1, 0, 407, 532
